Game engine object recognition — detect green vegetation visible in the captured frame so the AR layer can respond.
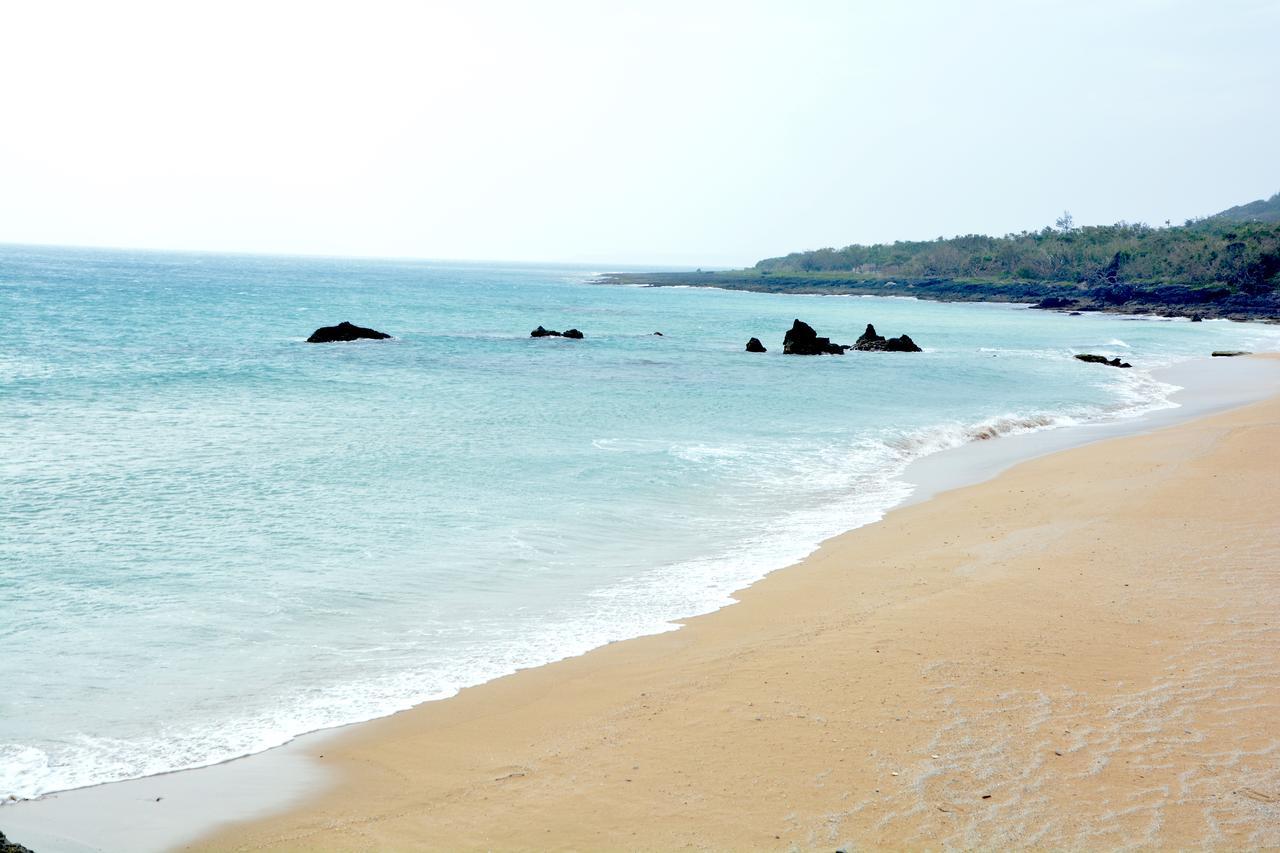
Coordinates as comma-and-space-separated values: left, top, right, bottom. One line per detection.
755, 198, 1280, 292
603, 193, 1280, 321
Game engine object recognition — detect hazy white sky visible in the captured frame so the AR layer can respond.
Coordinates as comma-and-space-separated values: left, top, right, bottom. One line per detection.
3, 0, 1278, 266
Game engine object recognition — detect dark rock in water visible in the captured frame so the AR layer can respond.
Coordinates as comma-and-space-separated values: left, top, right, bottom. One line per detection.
306, 321, 391, 343
531, 326, 583, 339
854, 323, 885, 350
852, 323, 922, 352
1069, 311, 1083, 316
1190, 314, 1204, 322
882, 334, 922, 352
1034, 296, 1077, 310
653, 331, 664, 336
783, 319, 845, 355
1211, 350, 1251, 357
0, 830, 34, 853
745, 337, 767, 353
1074, 353, 1132, 368
783, 318, 818, 354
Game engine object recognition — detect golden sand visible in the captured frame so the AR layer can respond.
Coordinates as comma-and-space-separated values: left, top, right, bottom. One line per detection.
197, 389, 1280, 850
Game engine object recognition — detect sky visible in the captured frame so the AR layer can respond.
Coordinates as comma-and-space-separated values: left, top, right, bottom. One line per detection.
3, 0, 1278, 267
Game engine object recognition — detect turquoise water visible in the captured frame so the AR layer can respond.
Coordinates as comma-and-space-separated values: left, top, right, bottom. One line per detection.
2, 244, 1278, 801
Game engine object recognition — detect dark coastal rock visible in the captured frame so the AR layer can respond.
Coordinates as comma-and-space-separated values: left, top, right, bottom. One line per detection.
1074, 353, 1132, 368
531, 326, 583, 339
1088, 281, 1135, 306
1211, 350, 1252, 357
852, 324, 922, 352
882, 334, 922, 352
745, 337, 767, 353
0, 830, 34, 853
1034, 296, 1078, 310
305, 321, 391, 343
783, 319, 844, 355
1069, 311, 1083, 316
1190, 314, 1204, 322
597, 268, 1280, 323
653, 331, 664, 336
1095, 252, 1127, 285
853, 323, 884, 350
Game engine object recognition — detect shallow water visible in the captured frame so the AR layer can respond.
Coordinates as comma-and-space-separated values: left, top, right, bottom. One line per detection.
2, 244, 1278, 800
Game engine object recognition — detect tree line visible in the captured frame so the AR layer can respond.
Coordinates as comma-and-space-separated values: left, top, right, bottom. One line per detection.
756, 194, 1280, 295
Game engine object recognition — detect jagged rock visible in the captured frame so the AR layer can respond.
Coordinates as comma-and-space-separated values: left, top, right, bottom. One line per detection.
852, 324, 922, 352
1074, 353, 1132, 368
1098, 251, 1126, 284
531, 326, 583, 339
1190, 314, 1204, 322
854, 323, 884, 350
745, 337, 767, 353
306, 321, 391, 343
782, 319, 844, 355
0, 830, 34, 853
1211, 350, 1251, 357
882, 334, 922, 352
1035, 296, 1077, 310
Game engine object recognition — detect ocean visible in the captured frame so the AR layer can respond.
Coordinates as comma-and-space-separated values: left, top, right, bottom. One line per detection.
3, 244, 1278, 801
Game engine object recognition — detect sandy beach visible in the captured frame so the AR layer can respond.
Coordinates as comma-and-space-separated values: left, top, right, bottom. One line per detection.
4, 356, 1278, 853
161, 358, 1277, 851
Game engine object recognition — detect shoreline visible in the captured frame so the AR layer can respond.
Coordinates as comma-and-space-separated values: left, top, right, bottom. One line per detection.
595, 271, 1280, 323
3, 356, 1279, 851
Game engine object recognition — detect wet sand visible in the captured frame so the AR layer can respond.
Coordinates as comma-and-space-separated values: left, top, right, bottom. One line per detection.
183, 359, 1280, 850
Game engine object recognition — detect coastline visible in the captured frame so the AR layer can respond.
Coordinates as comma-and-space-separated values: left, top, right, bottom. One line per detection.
595, 271, 1280, 323
3, 355, 1278, 851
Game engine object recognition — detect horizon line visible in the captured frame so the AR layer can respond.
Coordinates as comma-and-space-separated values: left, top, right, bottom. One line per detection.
0, 238, 733, 273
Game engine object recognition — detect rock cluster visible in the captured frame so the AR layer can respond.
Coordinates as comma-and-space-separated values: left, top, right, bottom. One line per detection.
531, 326, 584, 339
306, 321, 392, 343
772, 319, 923, 355
1074, 353, 1132, 368
852, 323, 922, 352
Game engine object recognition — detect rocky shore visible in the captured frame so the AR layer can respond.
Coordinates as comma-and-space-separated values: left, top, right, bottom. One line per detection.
597, 271, 1280, 322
